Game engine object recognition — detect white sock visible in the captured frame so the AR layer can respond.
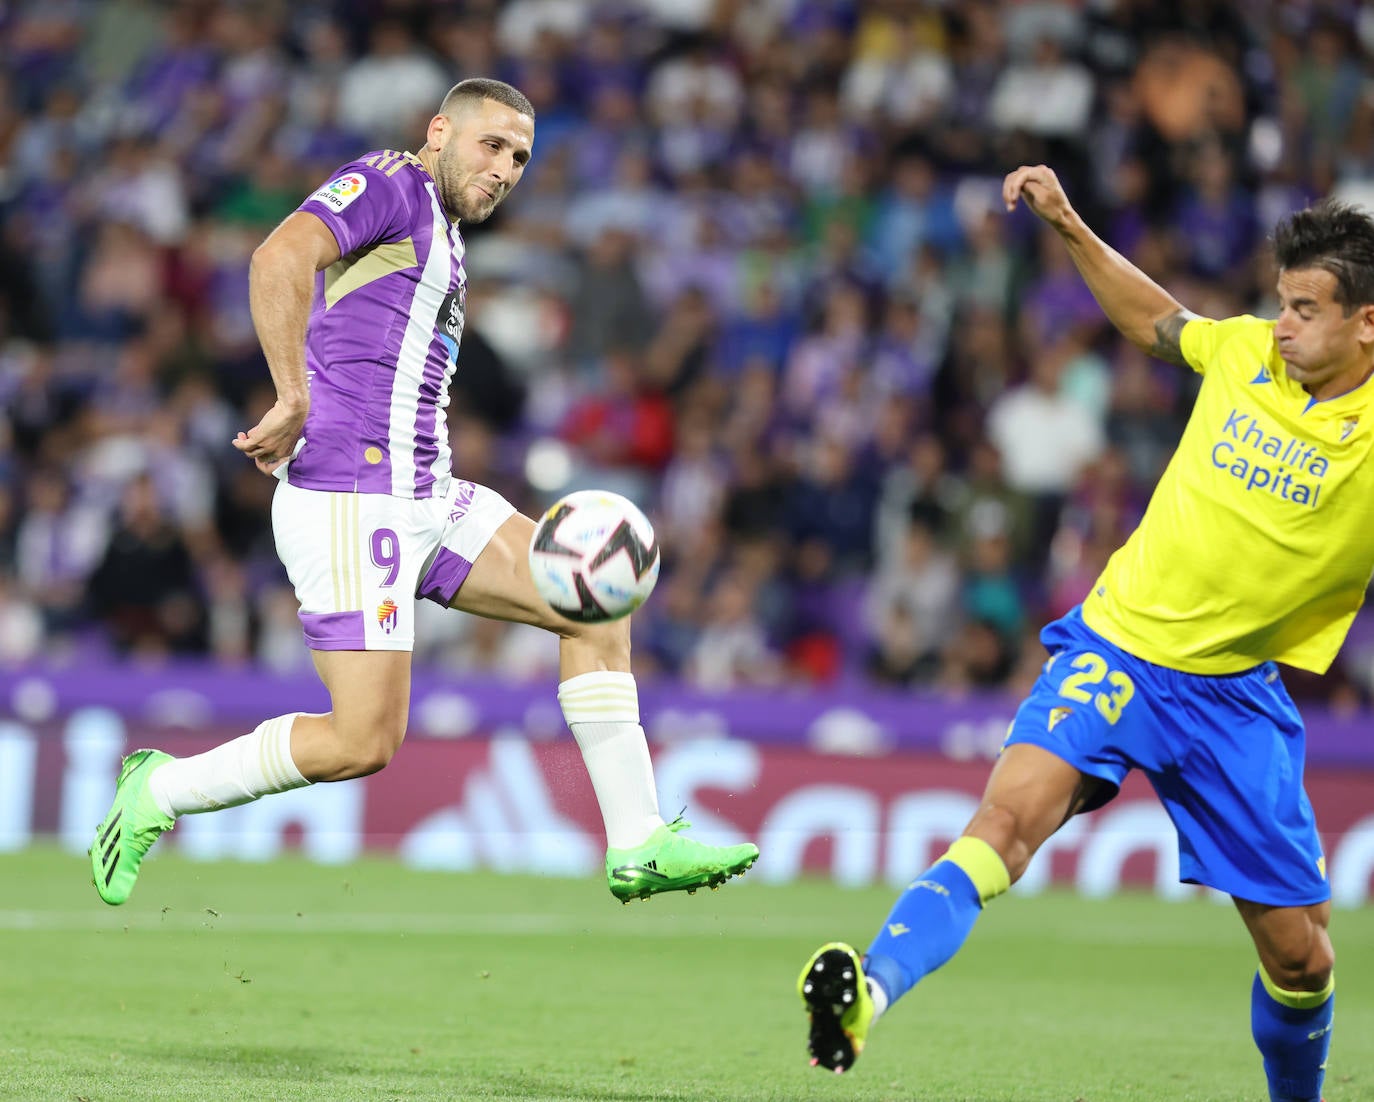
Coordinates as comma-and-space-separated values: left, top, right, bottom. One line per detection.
866, 976, 889, 1021
558, 671, 663, 849
148, 713, 310, 817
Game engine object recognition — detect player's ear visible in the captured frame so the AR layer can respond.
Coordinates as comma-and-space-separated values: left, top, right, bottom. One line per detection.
426, 113, 449, 152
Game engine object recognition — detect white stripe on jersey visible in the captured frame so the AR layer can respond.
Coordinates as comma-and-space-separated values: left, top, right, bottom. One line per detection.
425, 235, 465, 493
388, 183, 452, 497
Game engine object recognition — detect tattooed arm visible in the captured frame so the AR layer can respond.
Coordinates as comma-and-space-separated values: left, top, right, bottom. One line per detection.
1146, 307, 1201, 367
1004, 164, 1205, 364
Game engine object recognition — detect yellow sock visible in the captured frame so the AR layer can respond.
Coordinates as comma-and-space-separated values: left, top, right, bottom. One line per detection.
1259, 967, 1334, 1010
942, 836, 1010, 904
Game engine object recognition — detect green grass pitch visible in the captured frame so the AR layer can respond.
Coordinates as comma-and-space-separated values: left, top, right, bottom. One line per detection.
3, 845, 1371, 1101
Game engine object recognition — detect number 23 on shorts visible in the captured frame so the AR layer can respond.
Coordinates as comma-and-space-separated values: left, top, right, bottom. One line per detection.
1054, 651, 1136, 725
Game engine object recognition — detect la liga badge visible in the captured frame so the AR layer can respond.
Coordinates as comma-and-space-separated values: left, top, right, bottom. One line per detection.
311, 172, 367, 212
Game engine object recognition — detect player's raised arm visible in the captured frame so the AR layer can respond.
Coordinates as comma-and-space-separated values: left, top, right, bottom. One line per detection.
234, 211, 342, 473
1003, 164, 1202, 366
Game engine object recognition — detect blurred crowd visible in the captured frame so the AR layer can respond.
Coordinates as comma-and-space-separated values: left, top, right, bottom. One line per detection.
2, 0, 1374, 709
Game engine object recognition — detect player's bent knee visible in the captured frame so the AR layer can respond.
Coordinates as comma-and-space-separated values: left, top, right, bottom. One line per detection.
347, 738, 402, 778
1267, 958, 1333, 993
557, 616, 632, 662
1293, 940, 1335, 992
330, 715, 407, 779
1264, 928, 1335, 992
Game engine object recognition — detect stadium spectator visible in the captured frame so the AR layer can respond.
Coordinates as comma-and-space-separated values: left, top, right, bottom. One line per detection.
867, 152, 962, 283
841, 3, 952, 129
656, 406, 729, 563
987, 33, 1094, 140
559, 346, 674, 503
986, 337, 1106, 564
337, 17, 448, 147
686, 566, 783, 691
862, 503, 959, 687
1172, 140, 1259, 283
87, 472, 204, 657
563, 227, 655, 368
14, 466, 107, 635
0, 573, 43, 663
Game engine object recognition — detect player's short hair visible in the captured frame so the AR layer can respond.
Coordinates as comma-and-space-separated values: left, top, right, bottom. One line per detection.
1272, 199, 1374, 312
439, 78, 535, 122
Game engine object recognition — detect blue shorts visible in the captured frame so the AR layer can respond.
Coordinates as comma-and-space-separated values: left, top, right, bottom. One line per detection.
1005, 607, 1328, 907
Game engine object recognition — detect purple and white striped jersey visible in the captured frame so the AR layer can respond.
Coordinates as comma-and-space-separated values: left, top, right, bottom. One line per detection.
285, 150, 467, 500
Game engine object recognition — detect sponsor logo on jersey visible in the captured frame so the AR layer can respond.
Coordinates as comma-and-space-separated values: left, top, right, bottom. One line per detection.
446, 480, 477, 524
1341, 416, 1359, 442
435, 286, 466, 364
1250, 365, 1272, 384
1211, 409, 1329, 508
310, 172, 368, 212
377, 597, 399, 633
1048, 706, 1072, 731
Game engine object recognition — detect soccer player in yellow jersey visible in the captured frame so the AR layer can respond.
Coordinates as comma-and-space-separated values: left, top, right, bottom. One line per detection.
798, 165, 1374, 1102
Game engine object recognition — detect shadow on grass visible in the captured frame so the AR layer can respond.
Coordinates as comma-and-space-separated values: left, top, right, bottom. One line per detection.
475, 1071, 716, 1101
136, 1046, 716, 1100
143, 1043, 345, 1082
142, 1045, 674, 1098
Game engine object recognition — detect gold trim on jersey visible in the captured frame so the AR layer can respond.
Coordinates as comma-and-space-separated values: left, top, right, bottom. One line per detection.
361, 150, 423, 177
323, 238, 417, 309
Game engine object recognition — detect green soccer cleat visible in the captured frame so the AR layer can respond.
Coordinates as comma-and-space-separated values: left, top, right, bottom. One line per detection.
605, 817, 759, 903
798, 942, 875, 1073
89, 749, 176, 906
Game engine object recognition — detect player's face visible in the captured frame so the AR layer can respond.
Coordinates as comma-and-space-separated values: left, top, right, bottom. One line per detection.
431, 99, 533, 222
1273, 267, 1374, 398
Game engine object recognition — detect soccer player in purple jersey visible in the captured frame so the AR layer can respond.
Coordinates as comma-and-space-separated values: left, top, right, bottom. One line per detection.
90, 79, 758, 908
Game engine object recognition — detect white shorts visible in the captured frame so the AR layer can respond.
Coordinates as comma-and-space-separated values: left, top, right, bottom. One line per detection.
272, 479, 516, 651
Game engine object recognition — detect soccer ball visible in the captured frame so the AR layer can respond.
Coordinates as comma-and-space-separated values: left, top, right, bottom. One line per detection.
528, 490, 661, 622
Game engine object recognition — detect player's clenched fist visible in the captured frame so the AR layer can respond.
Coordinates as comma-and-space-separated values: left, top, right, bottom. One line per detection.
233, 398, 307, 475
1002, 164, 1076, 227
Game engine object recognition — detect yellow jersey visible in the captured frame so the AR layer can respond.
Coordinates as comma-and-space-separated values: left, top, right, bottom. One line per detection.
1081, 314, 1374, 674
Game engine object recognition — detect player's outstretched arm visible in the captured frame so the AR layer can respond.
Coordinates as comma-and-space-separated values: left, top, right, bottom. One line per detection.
1003, 164, 1201, 365
234, 212, 342, 474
